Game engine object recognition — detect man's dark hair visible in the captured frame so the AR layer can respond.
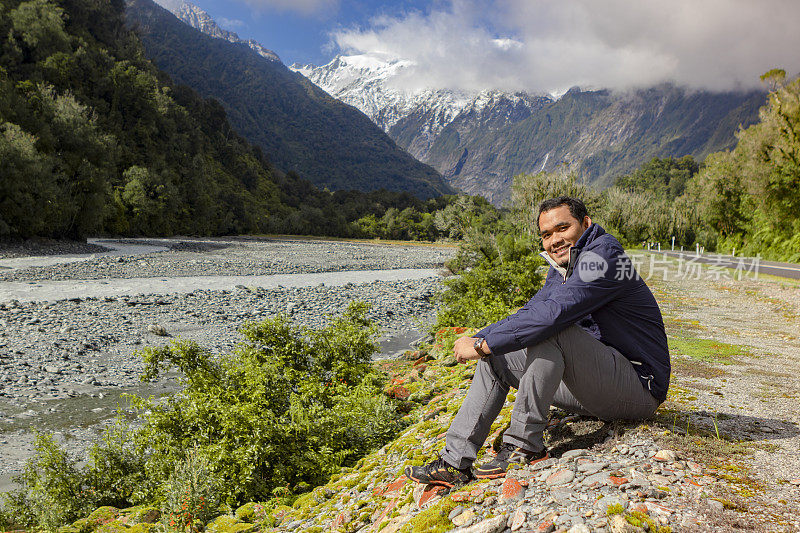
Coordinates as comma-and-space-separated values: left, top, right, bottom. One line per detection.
537, 196, 589, 229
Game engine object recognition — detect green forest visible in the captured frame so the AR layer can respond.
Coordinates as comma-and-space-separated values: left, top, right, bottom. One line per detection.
0, 0, 460, 241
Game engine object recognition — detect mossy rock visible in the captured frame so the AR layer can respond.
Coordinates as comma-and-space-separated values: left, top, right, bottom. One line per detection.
205, 515, 257, 533
58, 526, 82, 533
234, 502, 265, 522
122, 507, 161, 525
126, 524, 156, 533
95, 519, 129, 533
72, 507, 120, 533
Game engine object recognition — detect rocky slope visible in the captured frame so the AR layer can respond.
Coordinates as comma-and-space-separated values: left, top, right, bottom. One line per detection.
154, 0, 281, 62
295, 55, 765, 204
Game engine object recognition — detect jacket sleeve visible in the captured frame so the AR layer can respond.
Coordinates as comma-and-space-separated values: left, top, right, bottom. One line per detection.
475, 267, 555, 338
482, 246, 628, 355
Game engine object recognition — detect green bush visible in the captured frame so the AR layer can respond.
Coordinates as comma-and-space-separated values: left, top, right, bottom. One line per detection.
132, 301, 400, 507
0, 303, 402, 529
0, 433, 93, 530
435, 231, 544, 329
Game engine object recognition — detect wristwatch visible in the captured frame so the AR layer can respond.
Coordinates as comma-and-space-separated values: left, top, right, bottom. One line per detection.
473, 337, 489, 359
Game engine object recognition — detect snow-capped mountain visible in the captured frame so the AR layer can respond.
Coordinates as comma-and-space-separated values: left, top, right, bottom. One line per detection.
292, 54, 764, 205
291, 55, 550, 161
153, 0, 281, 63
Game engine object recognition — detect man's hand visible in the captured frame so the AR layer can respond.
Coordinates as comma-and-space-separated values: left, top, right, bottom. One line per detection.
453, 336, 487, 365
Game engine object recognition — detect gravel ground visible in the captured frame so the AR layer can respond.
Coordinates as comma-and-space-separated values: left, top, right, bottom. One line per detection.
0, 239, 112, 259
0, 237, 455, 281
0, 238, 455, 484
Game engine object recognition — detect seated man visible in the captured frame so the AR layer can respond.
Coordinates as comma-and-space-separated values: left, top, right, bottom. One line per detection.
406, 196, 669, 486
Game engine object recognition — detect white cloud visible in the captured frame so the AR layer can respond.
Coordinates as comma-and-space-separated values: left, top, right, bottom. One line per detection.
239, 0, 338, 16
331, 0, 800, 93
218, 17, 246, 29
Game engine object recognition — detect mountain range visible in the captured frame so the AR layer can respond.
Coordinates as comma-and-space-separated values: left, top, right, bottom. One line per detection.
127, 0, 452, 198
149, 0, 766, 205
296, 56, 766, 203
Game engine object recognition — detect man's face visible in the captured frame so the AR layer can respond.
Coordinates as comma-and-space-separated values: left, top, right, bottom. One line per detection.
538, 205, 591, 267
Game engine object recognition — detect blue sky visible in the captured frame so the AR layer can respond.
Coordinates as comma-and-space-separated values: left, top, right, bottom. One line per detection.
176, 0, 433, 67
163, 0, 800, 94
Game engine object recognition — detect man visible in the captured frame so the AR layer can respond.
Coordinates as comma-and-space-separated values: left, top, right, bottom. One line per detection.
405, 196, 669, 486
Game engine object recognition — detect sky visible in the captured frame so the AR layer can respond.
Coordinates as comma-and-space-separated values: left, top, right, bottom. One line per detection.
158, 0, 800, 95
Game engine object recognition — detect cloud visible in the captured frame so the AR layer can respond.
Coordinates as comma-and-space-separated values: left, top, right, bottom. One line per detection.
331, 0, 800, 93
218, 17, 246, 30
238, 0, 338, 16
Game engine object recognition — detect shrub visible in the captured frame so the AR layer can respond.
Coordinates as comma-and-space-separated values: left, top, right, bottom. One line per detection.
435, 231, 544, 329
1, 302, 401, 528
0, 433, 92, 530
132, 301, 400, 507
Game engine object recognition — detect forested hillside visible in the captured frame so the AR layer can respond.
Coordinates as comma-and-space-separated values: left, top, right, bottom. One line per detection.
0, 0, 292, 238
0, 0, 458, 239
124, 0, 452, 198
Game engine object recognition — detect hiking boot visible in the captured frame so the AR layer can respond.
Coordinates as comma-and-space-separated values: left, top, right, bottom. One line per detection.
473, 443, 549, 479
404, 456, 473, 487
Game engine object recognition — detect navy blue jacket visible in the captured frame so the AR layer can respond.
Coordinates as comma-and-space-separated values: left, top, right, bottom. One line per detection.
477, 224, 670, 402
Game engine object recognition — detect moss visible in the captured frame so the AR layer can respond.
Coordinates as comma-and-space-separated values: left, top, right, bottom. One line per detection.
122, 507, 160, 525
205, 515, 257, 533
399, 498, 458, 533
293, 492, 317, 509
606, 503, 624, 516
95, 519, 129, 533
668, 336, 750, 364
626, 510, 671, 533
234, 503, 263, 522
125, 524, 156, 533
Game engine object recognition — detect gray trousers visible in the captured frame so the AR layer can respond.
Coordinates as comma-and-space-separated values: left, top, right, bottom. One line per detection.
442, 325, 660, 469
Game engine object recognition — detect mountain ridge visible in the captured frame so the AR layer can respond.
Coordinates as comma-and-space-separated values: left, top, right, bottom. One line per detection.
295, 55, 766, 204
126, 0, 453, 198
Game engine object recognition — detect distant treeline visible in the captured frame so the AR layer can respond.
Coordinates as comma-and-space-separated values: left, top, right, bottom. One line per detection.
0, 0, 467, 241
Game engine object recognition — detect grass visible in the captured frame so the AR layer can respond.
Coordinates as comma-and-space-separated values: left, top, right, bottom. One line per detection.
668, 336, 751, 365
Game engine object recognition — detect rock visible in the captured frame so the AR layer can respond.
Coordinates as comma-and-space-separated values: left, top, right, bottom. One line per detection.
707, 499, 724, 513
568, 524, 591, 533
546, 469, 575, 486
509, 509, 526, 530
561, 449, 589, 459
448, 505, 464, 520
609, 514, 640, 533
500, 477, 525, 501
653, 449, 676, 462
532, 519, 556, 533
452, 508, 476, 527
146, 324, 168, 336
596, 494, 627, 511
413, 483, 445, 509
459, 515, 507, 533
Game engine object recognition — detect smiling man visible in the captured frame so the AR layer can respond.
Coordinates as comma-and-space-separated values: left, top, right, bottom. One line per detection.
405, 196, 670, 486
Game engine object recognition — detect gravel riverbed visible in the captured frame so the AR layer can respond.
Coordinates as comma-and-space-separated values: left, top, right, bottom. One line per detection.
0, 237, 456, 484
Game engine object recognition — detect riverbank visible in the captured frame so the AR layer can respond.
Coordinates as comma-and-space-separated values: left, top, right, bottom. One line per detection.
0, 238, 455, 486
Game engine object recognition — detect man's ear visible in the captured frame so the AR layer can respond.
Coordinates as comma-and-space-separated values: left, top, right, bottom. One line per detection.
583, 216, 592, 230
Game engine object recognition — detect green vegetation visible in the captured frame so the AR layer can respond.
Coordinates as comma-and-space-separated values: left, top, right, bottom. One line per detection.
668, 336, 750, 364
0, 0, 467, 240
0, 303, 403, 529
690, 69, 800, 262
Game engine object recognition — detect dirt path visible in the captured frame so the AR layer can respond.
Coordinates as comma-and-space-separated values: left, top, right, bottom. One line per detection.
637, 251, 800, 529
